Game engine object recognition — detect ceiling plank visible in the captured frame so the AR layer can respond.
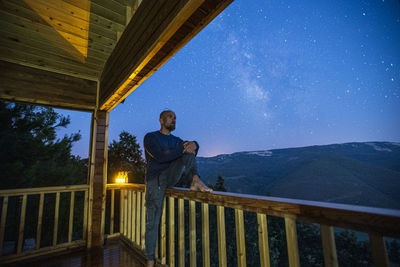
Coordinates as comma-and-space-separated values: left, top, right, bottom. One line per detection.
0, 60, 97, 111
99, 0, 233, 111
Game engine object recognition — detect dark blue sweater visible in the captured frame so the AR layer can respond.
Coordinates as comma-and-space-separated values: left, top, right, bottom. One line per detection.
144, 131, 198, 181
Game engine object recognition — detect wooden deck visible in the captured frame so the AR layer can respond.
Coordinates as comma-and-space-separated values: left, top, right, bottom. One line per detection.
5, 238, 146, 267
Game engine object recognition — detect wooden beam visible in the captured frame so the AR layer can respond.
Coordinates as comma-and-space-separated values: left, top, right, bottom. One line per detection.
0, 61, 97, 111
87, 110, 109, 248
99, 0, 234, 111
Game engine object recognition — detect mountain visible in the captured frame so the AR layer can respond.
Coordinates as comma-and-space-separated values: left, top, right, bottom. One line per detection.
197, 142, 400, 209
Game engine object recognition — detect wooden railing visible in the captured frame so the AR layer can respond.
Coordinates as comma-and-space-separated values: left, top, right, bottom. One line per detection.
0, 185, 89, 264
106, 183, 400, 267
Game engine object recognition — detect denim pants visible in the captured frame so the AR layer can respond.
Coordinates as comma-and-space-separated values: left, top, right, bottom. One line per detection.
145, 153, 198, 261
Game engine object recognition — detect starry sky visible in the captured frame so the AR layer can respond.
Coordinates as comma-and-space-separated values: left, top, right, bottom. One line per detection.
58, 0, 400, 158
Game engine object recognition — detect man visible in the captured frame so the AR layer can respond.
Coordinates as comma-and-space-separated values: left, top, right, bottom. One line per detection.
143, 110, 212, 267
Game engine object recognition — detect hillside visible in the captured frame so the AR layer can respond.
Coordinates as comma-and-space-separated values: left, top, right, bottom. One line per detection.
197, 142, 400, 209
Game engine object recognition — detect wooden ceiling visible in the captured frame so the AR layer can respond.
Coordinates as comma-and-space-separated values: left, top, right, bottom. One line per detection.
0, 0, 233, 111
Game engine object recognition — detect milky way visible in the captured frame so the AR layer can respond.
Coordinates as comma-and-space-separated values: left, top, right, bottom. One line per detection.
58, 0, 400, 158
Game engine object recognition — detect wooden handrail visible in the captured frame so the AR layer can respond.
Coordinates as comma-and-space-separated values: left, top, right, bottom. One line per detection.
0, 184, 89, 196
106, 183, 400, 238
0, 185, 89, 264
107, 183, 400, 266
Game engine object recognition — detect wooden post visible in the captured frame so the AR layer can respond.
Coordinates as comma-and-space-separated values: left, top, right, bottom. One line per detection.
202, 203, 210, 267
119, 190, 123, 235
369, 233, 389, 267
17, 194, 27, 254
131, 191, 136, 241
161, 198, 167, 264
169, 197, 175, 267
87, 110, 109, 248
36, 193, 44, 249
128, 191, 132, 240
320, 225, 338, 267
235, 209, 246, 267
217, 206, 227, 267
284, 215, 300, 267
189, 200, 196, 267
178, 199, 185, 267
257, 213, 270, 267
53, 192, 60, 247
136, 192, 141, 245
110, 189, 115, 234
141, 192, 146, 249
83, 190, 88, 240
68, 191, 75, 243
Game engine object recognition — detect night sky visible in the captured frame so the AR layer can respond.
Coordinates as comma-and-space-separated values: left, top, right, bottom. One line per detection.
58, 0, 400, 158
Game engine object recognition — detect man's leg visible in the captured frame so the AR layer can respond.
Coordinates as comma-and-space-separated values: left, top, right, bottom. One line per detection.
145, 179, 166, 265
166, 153, 212, 192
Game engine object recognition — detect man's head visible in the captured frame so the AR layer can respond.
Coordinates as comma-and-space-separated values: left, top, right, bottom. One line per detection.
159, 110, 176, 132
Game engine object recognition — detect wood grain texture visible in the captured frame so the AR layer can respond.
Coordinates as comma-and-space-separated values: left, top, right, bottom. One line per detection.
106, 183, 400, 238
0, 61, 97, 111
100, 0, 234, 111
320, 225, 338, 267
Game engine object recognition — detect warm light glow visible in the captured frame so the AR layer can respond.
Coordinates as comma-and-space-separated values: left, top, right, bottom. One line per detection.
116, 171, 128, 183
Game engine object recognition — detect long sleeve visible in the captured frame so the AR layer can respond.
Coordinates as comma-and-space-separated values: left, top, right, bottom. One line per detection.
144, 133, 184, 163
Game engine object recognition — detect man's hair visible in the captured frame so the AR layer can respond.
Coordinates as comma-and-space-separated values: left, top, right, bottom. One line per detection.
159, 110, 174, 120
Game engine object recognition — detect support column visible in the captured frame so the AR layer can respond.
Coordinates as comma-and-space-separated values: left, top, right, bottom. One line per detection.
87, 110, 109, 248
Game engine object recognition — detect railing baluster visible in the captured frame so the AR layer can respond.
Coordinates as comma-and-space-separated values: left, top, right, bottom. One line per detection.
68, 191, 75, 243
369, 232, 389, 267
169, 197, 175, 267
131, 191, 136, 241
235, 209, 246, 267
141, 192, 146, 249
119, 190, 123, 235
217, 206, 227, 267
36, 193, 44, 250
189, 200, 196, 267
202, 203, 210, 267
17, 194, 27, 254
284, 215, 300, 267
320, 225, 338, 267
128, 191, 132, 240
110, 189, 115, 234
83, 190, 88, 240
178, 199, 185, 267
136, 192, 141, 245
161, 198, 167, 264
123, 190, 128, 236
53, 192, 60, 246
0, 196, 9, 254
257, 213, 270, 267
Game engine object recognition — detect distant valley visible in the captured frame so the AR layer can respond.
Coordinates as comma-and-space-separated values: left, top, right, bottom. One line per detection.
197, 142, 400, 209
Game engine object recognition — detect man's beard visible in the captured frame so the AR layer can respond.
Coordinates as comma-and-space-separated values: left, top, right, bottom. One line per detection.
166, 124, 175, 131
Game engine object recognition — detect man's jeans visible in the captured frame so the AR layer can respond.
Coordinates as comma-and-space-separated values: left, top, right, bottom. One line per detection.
145, 153, 198, 261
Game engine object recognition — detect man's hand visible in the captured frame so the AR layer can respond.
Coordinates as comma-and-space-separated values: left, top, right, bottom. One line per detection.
183, 141, 197, 154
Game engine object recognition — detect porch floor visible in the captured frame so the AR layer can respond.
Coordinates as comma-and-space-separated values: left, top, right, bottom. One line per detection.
7, 238, 146, 267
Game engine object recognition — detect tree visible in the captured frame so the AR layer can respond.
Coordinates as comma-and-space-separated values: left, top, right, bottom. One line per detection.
209, 175, 227, 192
0, 101, 86, 189
107, 131, 145, 184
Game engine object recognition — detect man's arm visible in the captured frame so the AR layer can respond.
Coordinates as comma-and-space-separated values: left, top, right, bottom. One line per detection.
183, 141, 199, 155
144, 133, 184, 163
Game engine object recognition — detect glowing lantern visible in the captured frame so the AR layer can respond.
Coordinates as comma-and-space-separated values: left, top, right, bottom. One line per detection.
116, 171, 128, 183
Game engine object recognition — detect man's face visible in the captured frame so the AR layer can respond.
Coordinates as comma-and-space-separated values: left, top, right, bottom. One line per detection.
161, 112, 176, 131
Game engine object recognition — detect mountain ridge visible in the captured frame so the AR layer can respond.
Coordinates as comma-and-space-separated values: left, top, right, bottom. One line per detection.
197, 141, 400, 209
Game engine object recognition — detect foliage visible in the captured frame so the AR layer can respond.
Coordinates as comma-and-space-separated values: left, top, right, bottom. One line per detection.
0, 101, 86, 189
209, 175, 227, 192
107, 131, 145, 184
